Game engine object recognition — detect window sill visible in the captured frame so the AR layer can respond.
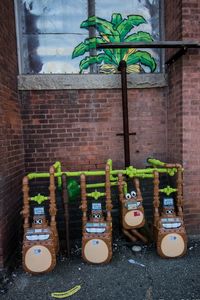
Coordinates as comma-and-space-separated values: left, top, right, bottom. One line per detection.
18, 73, 167, 90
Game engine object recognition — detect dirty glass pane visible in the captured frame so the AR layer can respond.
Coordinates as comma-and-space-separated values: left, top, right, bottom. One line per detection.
22, 34, 87, 74
22, 0, 87, 34
21, 0, 88, 73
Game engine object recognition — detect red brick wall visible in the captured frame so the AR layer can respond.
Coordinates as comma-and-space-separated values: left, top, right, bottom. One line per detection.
0, 0, 25, 268
165, 0, 200, 234
181, 0, 200, 233
165, 0, 183, 163
21, 88, 167, 173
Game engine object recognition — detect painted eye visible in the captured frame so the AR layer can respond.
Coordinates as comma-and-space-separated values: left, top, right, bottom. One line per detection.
131, 191, 137, 198
125, 193, 131, 200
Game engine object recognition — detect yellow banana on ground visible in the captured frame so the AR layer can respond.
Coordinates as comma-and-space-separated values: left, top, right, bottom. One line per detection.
51, 285, 81, 298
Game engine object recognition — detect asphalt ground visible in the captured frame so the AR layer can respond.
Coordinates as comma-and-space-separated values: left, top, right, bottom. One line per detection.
1, 237, 200, 300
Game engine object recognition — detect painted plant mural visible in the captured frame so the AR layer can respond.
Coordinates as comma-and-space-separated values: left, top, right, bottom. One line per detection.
72, 13, 157, 74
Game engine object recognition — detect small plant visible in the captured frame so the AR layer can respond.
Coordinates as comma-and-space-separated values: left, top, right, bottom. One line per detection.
72, 13, 157, 74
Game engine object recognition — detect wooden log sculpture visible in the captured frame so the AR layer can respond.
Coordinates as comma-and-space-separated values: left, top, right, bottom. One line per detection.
22, 167, 59, 274
81, 164, 113, 264
153, 170, 187, 258
118, 174, 148, 243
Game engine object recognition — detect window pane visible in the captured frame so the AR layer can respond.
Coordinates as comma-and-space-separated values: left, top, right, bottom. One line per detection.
22, 34, 87, 73
22, 0, 87, 34
21, 0, 87, 73
96, 0, 160, 40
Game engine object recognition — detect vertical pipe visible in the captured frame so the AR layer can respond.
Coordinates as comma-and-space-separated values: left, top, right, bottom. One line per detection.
88, 0, 97, 73
118, 60, 130, 168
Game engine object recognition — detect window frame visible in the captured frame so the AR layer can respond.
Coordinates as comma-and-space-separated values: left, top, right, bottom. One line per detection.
15, 0, 166, 89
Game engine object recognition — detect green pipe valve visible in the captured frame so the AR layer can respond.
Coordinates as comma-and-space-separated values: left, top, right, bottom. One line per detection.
159, 186, 177, 196
86, 190, 105, 200
30, 193, 49, 204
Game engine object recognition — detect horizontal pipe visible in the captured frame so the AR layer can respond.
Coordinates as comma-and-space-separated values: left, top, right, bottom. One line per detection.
86, 181, 118, 189
96, 41, 200, 49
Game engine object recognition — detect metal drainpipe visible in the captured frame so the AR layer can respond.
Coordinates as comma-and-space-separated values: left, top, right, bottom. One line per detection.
118, 60, 130, 168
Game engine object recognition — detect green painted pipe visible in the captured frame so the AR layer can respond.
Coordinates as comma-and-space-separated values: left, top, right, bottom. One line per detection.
53, 161, 62, 188
27, 167, 178, 181
147, 158, 165, 167
86, 181, 118, 189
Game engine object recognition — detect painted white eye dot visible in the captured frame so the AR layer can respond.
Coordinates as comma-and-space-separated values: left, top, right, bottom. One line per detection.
125, 193, 131, 200
131, 191, 137, 198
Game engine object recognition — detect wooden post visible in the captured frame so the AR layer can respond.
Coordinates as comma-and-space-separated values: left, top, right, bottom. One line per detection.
62, 174, 70, 257
22, 176, 30, 230
105, 164, 113, 226
80, 174, 88, 229
176, 167, 184, 218
133, 178, 143, 201
153, 171, 160, 226
118, 173, 124, 203
49, 166, 59, 252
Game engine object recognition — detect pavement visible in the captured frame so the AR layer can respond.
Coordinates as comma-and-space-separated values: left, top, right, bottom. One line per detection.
0, 237, 200, 300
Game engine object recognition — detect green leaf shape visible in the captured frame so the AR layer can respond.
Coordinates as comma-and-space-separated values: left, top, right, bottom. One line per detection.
117, 15, 147, 41
122, 31, 154, 59
72, 37, 103, 59
111, 13, 123, 29
79, 54, 111, 73
72, 37, 118, 66
81, 16, 118, 42
103, 49, 119, 66
126, 50, 157, 72
125, 31, 154, 43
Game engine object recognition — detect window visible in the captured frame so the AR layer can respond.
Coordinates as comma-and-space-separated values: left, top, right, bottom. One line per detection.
15, 0, 163, 75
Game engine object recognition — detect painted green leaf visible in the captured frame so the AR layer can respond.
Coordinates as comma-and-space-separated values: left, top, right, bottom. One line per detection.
111, 13, 123, 29
125, 31, 153, 43
121, 31, 154, 59
79, 54, 111, 73
126, 50, 157, 72
103, 49, 119, 66
81, 16, 118, 42
73, 13, 157, 74
72, 37, 103, 59
117, 15, 147, 41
